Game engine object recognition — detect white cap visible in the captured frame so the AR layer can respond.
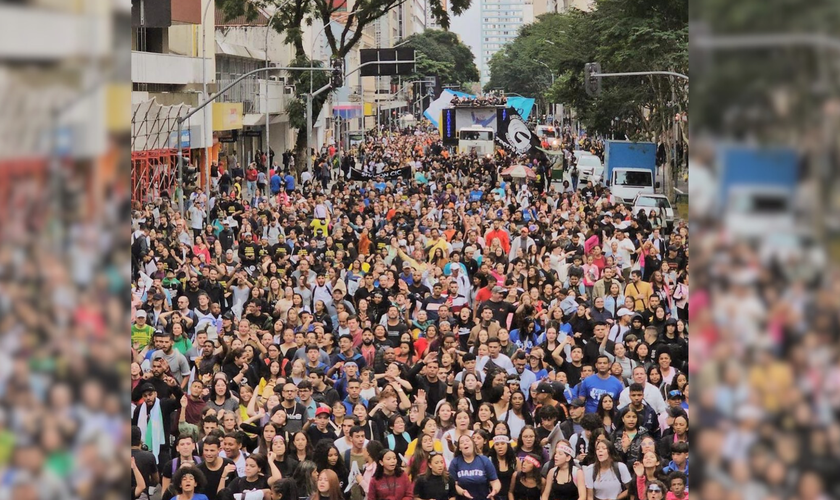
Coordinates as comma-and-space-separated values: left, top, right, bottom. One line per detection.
617, 308, 633, 317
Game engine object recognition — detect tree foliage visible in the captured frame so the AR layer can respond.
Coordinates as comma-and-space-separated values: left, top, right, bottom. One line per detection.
400, 30, 480, 88
486, 0, 687, 149
691, 0, 840, 142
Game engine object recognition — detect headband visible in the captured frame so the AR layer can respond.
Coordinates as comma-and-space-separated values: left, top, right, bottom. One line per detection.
492, 435, 510, 444
272, 435, 286, 443
522, 455, 542, 468
557, 444, 575, 457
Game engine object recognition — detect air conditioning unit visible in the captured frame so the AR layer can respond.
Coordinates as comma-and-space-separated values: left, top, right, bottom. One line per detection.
284, 85, 296, 95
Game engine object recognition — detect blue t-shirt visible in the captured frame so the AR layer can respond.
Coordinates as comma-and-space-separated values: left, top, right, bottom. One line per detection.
270, 174, 283, 193
449, 455, 498, 500
284, 174, 295, 190
170, 495, 209, 500
578, 374, 625, 413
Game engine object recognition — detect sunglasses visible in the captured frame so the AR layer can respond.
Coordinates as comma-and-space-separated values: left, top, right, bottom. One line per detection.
647, 486, 662, 493
428, 451, 443, 458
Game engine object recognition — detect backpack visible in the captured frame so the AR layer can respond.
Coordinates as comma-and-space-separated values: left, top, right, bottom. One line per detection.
386, 432, 410, 451
171, 456, 202, 476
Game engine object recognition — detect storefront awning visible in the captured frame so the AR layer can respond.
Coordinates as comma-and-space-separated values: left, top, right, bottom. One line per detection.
243, 114, 266, 127
216, 37, 266, 61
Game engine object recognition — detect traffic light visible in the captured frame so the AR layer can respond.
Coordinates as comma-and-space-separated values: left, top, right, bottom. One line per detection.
584, 62, 602, 97
330, 57, 344, 88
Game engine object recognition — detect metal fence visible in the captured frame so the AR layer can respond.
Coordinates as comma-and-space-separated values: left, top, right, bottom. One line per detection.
217, 77, 260, 114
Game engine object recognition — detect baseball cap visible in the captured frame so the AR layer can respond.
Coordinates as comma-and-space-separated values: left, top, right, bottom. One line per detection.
667, 390, 684, 399
139, 382, 156, 394
315, 407, 331, 417
616, 308, 633, 317
536, 382, 554, 394
570, 397, 586, 408
135, 310, 147, 318
492, 286, 505, 294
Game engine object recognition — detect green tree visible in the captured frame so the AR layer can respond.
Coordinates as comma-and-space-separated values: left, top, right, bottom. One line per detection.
484, 13, 578, 114
216, 0, 473, 174
486, 1, 687, 193
400, 30, 479, 89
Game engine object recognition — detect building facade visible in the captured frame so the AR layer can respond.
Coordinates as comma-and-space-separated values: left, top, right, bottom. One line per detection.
479, 0, 533, 87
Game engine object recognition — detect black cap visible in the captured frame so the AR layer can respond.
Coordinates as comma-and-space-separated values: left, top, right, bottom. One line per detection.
570, 397, 586, 408
152, 293, 165, 301
223, 311, 235, 320
536, 382, 554, 394
139, 382, 156, 394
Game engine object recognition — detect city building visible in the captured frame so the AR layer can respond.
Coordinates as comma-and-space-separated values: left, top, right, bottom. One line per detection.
214, 6, 297, 167
425, 0, 446, 29
131, 0, 217, 200
479, 0, 534, 86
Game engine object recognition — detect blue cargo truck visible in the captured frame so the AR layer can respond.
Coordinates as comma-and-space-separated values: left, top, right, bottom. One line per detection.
717, 145, 798, 239
604, 140, 659, 203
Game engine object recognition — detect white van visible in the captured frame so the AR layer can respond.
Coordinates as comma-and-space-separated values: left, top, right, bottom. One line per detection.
576, 154, 604, 185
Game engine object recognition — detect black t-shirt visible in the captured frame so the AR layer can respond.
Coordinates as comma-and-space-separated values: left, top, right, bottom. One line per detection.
453, 317, 476, 352
385, 320, 409, 347
226, 474, 271, 496
131, 449, 157, 498
414, 473, 456, 500
197, 458, 237, 500
562, 362, 583, 388
481, 299, 516, 327
271, 401, 308, 433
307, 425, 339, 446
313, 387, 341, 408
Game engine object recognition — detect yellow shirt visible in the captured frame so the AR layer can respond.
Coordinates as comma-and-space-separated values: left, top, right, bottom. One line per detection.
405, 438, 444, 457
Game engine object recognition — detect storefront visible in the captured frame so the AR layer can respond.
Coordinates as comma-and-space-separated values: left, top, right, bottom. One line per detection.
211, 102, 243, 171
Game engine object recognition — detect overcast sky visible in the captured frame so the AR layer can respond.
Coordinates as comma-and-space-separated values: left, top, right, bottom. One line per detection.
450, 3, 481, 69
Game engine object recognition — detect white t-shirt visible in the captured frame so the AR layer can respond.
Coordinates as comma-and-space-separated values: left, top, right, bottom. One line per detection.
612, 238, 636, 270
584, 462, 631, 500
441, 429, 473, 464
498, 411, 526, 440
476, 354, 516, 375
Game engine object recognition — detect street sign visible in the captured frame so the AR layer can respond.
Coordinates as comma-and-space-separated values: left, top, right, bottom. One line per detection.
359, 48, 415, 76
168, 128, 190, 149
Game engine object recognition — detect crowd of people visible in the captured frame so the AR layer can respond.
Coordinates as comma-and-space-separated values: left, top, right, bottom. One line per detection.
130, 124, 689, 500
449, 93, 508, 108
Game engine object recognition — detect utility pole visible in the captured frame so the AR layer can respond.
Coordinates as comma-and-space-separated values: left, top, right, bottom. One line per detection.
200, 0, 213, 217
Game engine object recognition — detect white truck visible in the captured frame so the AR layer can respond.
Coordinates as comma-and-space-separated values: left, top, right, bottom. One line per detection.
457, 126, 495, 157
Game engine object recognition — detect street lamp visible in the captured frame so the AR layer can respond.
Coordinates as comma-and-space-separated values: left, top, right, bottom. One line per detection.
534, 60, 555, 120
200, 0, 213, 216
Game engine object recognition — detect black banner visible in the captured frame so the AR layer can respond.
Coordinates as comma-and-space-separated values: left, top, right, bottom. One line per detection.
495, 107, 544, 159
349, 166, 412, 181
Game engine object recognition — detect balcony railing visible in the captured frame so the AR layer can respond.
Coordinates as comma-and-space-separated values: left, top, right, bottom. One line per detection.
217, 78, 290, 115
132, 51, 211, 85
